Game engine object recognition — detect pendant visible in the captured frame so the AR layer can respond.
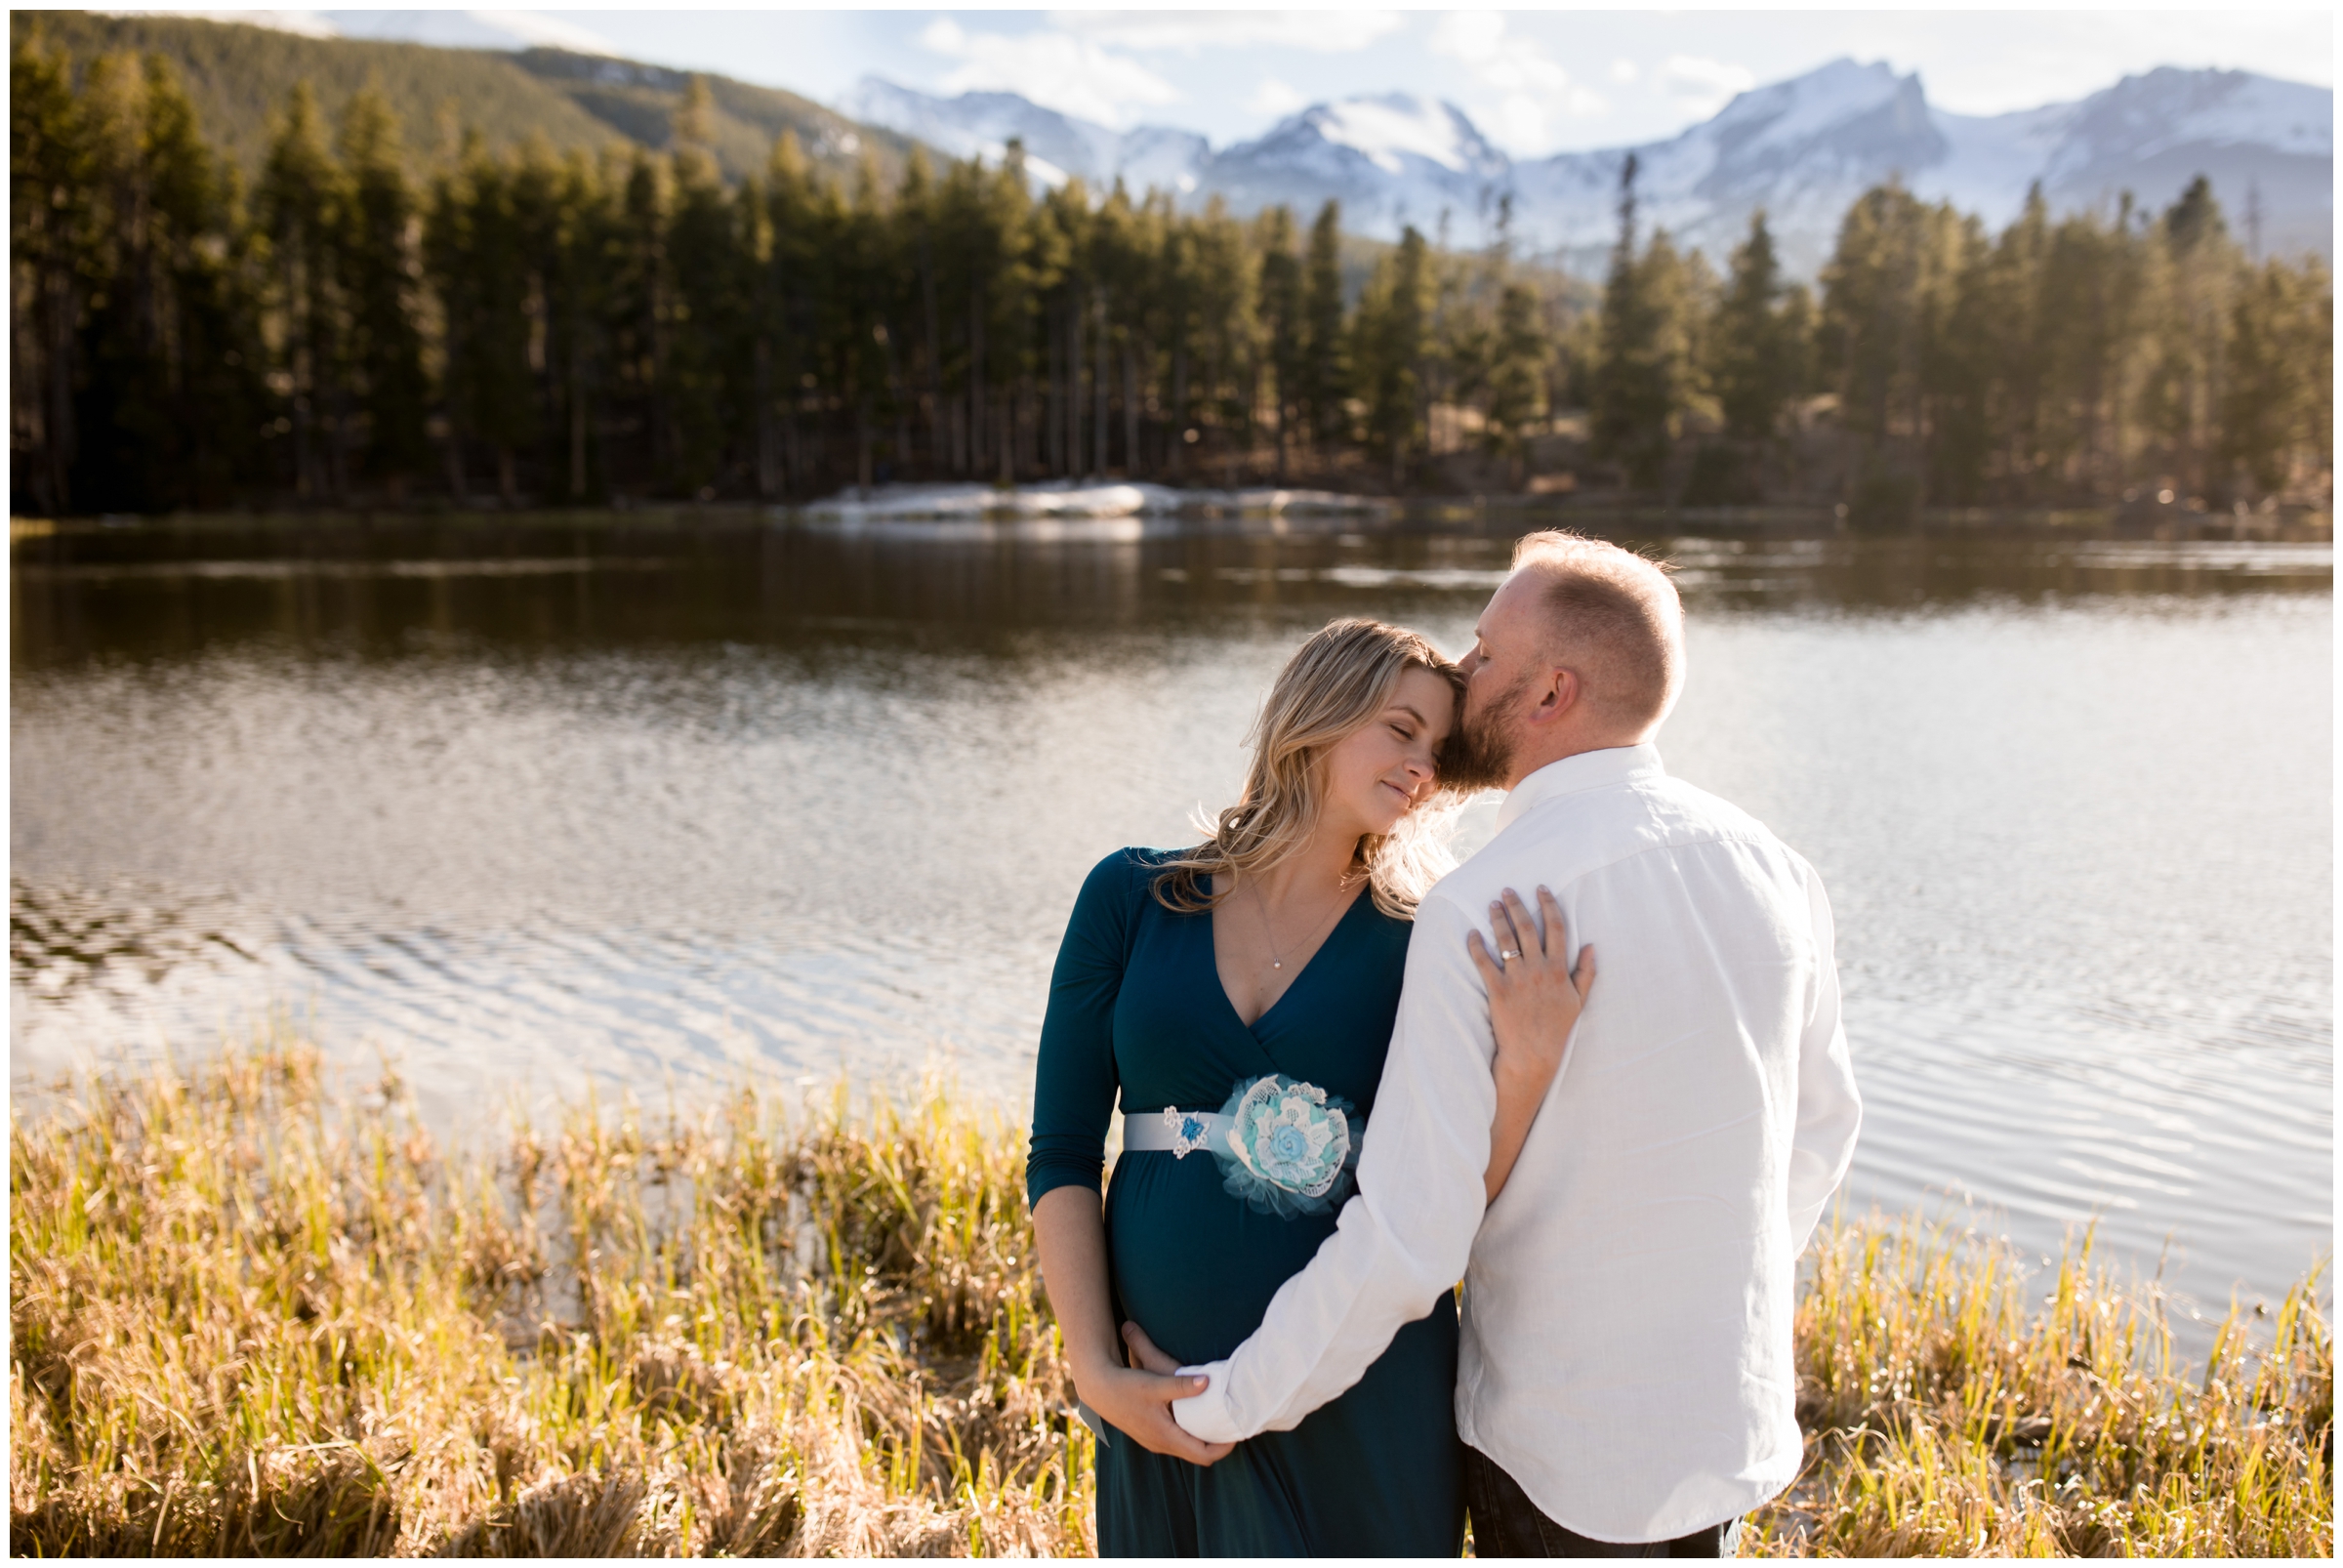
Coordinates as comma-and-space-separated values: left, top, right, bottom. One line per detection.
1272, 961, 1282, 970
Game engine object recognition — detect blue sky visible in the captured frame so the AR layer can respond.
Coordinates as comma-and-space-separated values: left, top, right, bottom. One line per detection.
215, 8, 2336, 155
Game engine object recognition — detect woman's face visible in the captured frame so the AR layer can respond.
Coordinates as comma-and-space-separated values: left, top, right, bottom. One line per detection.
1319, 665, 1459, 841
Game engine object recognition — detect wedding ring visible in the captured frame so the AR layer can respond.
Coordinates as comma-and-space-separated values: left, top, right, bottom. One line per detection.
1500, 948, 1521, 961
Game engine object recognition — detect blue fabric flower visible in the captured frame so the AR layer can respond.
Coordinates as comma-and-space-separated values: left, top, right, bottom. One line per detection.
1213, 1074, 1358, 1218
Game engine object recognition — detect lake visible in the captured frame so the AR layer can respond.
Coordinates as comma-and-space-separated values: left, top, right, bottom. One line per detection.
12, 511, 2332, 1339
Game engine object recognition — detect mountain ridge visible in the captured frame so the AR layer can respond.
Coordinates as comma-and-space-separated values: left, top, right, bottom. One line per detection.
845, 59, 2334, 274
18, 10, 918, 185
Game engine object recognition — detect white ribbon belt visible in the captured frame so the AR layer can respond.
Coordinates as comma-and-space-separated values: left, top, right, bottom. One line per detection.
1125, 1106, 1366, 1157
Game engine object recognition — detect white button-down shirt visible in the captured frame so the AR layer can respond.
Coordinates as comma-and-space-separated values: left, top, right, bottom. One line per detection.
1173, 743, 1863, 1543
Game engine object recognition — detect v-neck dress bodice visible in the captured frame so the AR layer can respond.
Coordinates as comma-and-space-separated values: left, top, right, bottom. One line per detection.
1029, 847, 1463, 1558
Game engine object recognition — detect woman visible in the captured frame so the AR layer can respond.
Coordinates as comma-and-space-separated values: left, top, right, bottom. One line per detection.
1026, 618, 1589, 1556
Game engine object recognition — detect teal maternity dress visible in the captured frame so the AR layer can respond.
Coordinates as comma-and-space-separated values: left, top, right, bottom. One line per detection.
1026, 848, 1465, 1558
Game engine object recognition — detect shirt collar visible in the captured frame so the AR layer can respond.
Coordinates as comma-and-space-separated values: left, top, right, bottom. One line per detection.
1494, 743, 1666, 832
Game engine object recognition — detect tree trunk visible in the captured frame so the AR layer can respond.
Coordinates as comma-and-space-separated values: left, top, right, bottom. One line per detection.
444, 414, 466, 500
1069, 286, 1083, 478
968, 287, 986, 476
1094, 293, 1110, 476
570, 372, 589, 500
1170, 339, 1188, 480
42, 258, 76, 514
754, 335, 774, 498
287, 253, 313, 500
919, 227, 944, 475
1046, 308, 1064, 475
1124, 344, 1139, 479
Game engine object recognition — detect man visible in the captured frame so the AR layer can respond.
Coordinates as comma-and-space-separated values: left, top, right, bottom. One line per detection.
1168, 530, 1863, 1555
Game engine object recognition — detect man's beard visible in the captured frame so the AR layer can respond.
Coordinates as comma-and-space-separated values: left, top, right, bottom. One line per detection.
1439, 674, 1527, 792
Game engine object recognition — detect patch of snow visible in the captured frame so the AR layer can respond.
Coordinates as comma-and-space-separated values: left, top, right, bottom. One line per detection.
1707, 59, 1904, 157
1306, 95, 1482, 175
796, 480, 1393, 525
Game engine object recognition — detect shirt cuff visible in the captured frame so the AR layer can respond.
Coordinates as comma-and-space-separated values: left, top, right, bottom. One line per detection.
1171, 1359, 1241, 1443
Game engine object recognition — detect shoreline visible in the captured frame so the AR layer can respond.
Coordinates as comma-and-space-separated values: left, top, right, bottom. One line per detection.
11, 1040, 2330, 1557
12, 496, 2335, 544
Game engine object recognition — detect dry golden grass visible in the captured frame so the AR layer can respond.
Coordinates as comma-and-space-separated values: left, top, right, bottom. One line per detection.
10, 1035, 2330, 1557
1746, 1216, 2331, 1556
11, 1036, 1087, 1555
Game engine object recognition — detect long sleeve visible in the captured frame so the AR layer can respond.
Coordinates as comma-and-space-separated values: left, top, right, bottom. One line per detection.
1025, 851, 1138, 1208
1174, 892, 1492, 1442
1786, 862, 1862, 1253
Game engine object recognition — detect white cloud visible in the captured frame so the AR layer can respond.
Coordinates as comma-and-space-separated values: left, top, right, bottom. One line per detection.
1428, 10, 1505, 64
919, 19, 1180, 128
1049, 10, 1404, 55
1248, 76, 1308, 118
469, 10, 619, 57
1659, 54, 1757, 116
1609, 59, 1639, 85
1426, 10, 1581, 152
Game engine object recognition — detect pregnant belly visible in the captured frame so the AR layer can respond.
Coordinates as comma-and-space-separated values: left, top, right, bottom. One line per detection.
1103, 1150, 1341, 1367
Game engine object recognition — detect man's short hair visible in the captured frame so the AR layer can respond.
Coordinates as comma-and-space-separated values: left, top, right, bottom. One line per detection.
1509, 531, 1684, 730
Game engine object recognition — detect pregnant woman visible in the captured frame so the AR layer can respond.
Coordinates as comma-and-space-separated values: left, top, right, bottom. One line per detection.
1027, 618, 1588, 1556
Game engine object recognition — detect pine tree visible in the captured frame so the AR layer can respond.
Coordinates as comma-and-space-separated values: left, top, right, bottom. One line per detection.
1189, 198, 1256, 478
11, 25, 89, 514
1482, 280, 1549, 479
334, 86, 428, 489
1297, 200, 1348, 455
664, 82, 743, 496
2221, 257, 2329, 497
1818, 182, 1965, 517
1354, 225, 1431, 484
256, 82, 344, 499
2142, 176, 2241, 500
1253, 206, 1302, 480
761, 130, 827, 492
139, 54, 268, 507
73, 52, 175, 511
1709, 210, 1804, 442
1589, 155, 1684, 492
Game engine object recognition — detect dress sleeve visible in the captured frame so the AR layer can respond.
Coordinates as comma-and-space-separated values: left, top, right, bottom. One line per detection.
1025, 849, 1143, 1209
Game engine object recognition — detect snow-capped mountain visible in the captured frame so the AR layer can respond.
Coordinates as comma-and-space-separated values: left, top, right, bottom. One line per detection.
840, 78, 1208, 194
844, 61, 2332, 274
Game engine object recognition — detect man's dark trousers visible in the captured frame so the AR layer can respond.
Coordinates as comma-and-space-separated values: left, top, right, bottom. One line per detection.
1463, 1447, 1742, 1558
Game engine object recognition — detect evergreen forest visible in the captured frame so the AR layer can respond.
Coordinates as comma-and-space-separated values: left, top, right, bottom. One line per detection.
12, 27, 2332, 518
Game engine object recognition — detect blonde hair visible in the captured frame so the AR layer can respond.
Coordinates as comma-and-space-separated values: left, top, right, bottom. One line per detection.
1152, 619, 1467, 921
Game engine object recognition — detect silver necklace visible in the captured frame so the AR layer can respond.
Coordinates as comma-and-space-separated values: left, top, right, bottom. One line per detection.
1249, 874, 1353, 971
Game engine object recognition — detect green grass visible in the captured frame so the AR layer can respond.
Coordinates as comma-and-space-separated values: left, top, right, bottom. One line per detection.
10, 1035, 2330, 1556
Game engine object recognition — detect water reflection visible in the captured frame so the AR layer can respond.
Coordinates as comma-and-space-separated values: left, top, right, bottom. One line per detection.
13, 515, 2329, 669
11, 514, 2332, 1340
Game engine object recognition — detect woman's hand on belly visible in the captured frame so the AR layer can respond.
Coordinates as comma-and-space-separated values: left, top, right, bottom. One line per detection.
1034, 1185, 1233, 1465
1077, 1347, 1235, 1465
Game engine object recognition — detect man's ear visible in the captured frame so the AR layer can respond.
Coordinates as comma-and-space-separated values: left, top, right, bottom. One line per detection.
1525, 667, 1581, 727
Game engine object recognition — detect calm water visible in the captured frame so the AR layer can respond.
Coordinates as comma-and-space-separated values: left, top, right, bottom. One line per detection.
12, 514, 2333, 1332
